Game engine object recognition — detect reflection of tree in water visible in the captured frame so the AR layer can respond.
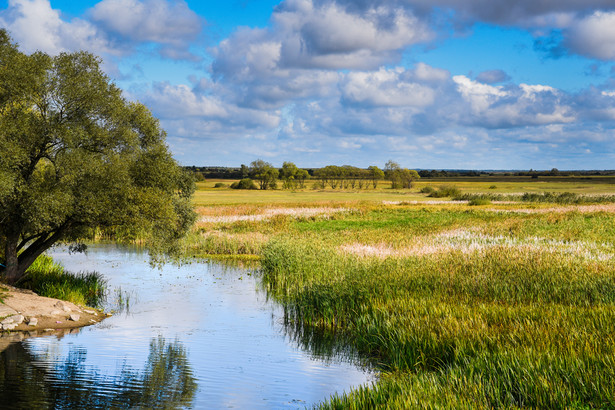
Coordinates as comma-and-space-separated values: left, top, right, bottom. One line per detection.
0, 336, 197, 409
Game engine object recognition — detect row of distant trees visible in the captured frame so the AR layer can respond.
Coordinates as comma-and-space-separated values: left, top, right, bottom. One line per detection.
228, 159, 420, 190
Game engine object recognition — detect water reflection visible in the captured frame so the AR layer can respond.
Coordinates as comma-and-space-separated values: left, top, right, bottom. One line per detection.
0, 336, 196, 409
0, 245, 373, 408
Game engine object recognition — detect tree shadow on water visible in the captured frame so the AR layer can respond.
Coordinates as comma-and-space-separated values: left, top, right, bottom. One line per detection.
0, 335, 197, 409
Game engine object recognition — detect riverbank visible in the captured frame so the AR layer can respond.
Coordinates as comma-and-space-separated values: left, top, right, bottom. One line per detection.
0, 284, 108, 333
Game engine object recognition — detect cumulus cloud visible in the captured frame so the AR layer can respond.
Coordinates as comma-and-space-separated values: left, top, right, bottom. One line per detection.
341, 67, 438, 108
139, 81, 281, 136
0, 0, 202, 60
453, 76, 575, 127
90, 0, 202, 58
0, 0, 114, 55
564, 11, 615, 60
212, 0, 433, 80
275, 0, 433, 68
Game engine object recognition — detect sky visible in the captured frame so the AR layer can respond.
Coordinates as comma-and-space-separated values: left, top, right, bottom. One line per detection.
2, 0, 615, 169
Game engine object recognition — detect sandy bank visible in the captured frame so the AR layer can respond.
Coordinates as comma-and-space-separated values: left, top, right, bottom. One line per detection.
0, 284, 109, 334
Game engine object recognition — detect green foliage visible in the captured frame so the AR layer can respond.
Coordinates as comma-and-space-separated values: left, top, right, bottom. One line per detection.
420, 186, 435, 194
367, 166, 384, 189
249, 159, 278, 190
230, 178, 258, 190
213, 182, 227, 188
456, 192, 615, 204
468, 198, 491, 206
428, 184, 461, 198
262, 239, 615, 408
0, 29, 195, 283
384, 160, 420, 189
19, 254, 106, 307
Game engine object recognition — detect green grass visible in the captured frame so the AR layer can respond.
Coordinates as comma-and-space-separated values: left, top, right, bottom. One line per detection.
19, 254, 107, 307
262, 239, 615, 408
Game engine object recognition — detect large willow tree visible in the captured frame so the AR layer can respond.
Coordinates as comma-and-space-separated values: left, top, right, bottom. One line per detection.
0, 30, 195, 284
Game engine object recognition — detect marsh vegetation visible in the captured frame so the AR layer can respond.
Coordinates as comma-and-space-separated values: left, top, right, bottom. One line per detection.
187, 175, 615, 408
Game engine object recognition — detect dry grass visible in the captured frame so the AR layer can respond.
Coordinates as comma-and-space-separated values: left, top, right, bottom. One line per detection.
339, 228, 614, 261
197, 206, 352, 224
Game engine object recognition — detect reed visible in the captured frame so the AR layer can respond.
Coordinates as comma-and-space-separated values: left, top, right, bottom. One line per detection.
19, 254, 107, 307
262, 239, 615, 407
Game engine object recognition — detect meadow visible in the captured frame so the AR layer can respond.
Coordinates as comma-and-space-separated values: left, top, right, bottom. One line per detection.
189, 176, 615, 408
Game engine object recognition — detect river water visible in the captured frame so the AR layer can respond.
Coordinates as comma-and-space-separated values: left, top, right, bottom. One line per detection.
0, 244, 374, 409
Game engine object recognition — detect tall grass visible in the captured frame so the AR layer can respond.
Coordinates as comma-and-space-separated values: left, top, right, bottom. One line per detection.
19, 254, 107, 307
456, 191, 615, 204
262, 239, 615, 407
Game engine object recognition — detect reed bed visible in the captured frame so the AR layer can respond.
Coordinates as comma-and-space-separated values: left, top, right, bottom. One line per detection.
261, 233, 615, 407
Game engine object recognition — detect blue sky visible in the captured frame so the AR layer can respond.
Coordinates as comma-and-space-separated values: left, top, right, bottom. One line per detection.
2, 0, 615, 169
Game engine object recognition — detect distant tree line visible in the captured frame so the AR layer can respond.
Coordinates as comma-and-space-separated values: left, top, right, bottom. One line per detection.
184, 164, 615, 191
184, 160, 421, 190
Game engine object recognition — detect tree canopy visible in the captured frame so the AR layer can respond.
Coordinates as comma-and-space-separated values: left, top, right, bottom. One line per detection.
0, 30, 195, 284
384, 160, 420, 189
249, 159, 278, 190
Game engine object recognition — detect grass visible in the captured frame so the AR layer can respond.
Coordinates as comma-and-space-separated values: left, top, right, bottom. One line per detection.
18, 254, 107, 307
186, 176, 615, 407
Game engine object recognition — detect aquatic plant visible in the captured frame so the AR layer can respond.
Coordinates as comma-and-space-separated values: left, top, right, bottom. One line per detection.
19, 254, 107, 307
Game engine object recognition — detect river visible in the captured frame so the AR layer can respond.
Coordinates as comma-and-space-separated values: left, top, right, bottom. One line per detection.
0, 243, 374, 409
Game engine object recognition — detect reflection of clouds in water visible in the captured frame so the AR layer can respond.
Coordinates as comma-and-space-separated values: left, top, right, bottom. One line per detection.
42, 245, 373, 408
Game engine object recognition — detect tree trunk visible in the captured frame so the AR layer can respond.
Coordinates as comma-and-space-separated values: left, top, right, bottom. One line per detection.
3, 234, 21, 284
2, 227, 67, 285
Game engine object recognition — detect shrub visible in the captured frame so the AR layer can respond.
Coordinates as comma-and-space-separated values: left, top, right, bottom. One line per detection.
213, 182, 227, 188
420, 186, 435, 194
230, 178, 258, 190
489, 185, 497, 189
429, 185, 461, 198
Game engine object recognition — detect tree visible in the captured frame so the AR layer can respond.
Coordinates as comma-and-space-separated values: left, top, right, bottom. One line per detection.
384, 160, 419, 189
0, 30, 196, 284
295, 169, 309, 189
249, 159, 278, 189
280, 161, 299, 190
368, 165, 384, 189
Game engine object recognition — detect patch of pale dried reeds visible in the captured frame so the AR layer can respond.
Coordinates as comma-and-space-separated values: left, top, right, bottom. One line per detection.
199, 207, 350, 223
484, 204, 615, 214
340, 228, 614, 261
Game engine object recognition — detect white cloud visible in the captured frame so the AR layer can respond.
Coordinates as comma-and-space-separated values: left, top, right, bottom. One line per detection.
565, 11, 615, 60
0, 0, 114, 55
341, 67, 437, 108
90, 0, 202, 46
453, 75, 508, 113
0, 0, 202, 61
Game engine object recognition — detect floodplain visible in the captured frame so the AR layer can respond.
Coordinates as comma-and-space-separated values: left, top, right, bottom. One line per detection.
189, 175, 615, 408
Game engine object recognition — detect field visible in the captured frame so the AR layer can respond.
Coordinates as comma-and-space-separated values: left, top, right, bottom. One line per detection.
188, 176, 615, 408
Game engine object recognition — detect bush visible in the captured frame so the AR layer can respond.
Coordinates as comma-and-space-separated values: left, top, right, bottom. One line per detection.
213, 182, 227, 188
428, 185, 461, 198
230, 178, 257, 190
420, 186, 435, 194
489, 185, 497, 189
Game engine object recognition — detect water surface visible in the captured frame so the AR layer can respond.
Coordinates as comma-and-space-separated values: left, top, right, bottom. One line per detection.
0, 244, 373, 409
